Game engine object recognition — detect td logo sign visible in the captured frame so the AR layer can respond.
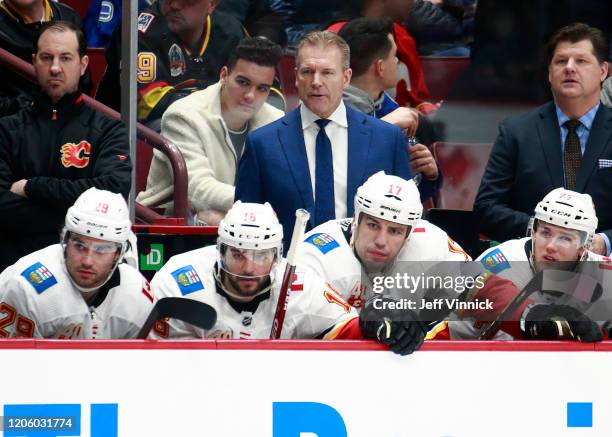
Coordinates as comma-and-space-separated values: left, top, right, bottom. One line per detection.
140, 243, 164, 271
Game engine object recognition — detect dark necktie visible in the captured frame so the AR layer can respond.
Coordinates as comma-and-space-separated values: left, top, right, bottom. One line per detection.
314, 119, 335, 225
564, 119, 582, 190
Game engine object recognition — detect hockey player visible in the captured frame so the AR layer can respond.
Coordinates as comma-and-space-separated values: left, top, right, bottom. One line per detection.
299, 171, 470, 312
149, 201, 428, 355
450, 188, 612, 341
0, 188, 154, 339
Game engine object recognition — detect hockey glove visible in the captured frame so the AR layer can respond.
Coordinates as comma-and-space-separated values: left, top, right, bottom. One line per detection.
359, 296, 427, 356
520, 304, 602, 342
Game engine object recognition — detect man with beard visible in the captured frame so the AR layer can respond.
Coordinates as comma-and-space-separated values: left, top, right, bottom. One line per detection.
0, 188, 153, 338
148, 200, 428, 355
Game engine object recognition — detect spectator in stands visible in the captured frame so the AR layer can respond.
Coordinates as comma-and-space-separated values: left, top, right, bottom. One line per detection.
83, 0, 151, 48
235, 31, 411, 247
0, 0, 92, 117
327, 0, 438, 114
96, 0, 245, 129
475, 23, 612, 255
602, 77, 612, 108
269, 0, 347, 46
405, 0, 476, 57
0, 22, 131, 271
137, 37, 284, 225
338, 17, 440, 200
217, 0, 287, 47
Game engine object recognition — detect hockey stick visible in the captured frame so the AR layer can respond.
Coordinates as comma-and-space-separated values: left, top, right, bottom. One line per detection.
270, 209, 311, 339
479, 271, 544, 340
137, 297, 217, 339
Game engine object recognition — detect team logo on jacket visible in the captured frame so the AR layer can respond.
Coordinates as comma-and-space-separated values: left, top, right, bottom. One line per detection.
168, 44, 186, 77
99, 1, 114, 23
61, 140, 91, 168
137, 12, 155, 32
171, 265, 204, 295
305, 233, 339, 254
21, 262, 57, 294
481, 249, 510, 274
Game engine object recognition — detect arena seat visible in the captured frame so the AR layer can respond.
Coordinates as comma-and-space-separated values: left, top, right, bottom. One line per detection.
420, 57, 469, 102
431, 141, 493, 210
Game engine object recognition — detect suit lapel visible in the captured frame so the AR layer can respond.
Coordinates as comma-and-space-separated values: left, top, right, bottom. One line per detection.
575, 104, 612, 191
536, 102, 565, 188
278, 107, 314, 209
346, 107, 371, 216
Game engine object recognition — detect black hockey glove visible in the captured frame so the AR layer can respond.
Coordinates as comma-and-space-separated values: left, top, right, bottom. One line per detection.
520, 304, 602, 342
359, 296, 427, 356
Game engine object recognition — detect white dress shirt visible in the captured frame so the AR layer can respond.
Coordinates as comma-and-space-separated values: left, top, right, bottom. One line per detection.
300, 102, 348, 219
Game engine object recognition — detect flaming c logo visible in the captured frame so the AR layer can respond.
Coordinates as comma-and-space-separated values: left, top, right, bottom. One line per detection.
61, 140, 91, 168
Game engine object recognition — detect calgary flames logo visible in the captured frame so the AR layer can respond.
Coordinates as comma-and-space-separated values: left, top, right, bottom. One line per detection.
60, 140, 91, 168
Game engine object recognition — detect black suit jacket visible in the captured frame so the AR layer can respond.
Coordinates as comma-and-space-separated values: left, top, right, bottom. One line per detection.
475, 101, 612, 243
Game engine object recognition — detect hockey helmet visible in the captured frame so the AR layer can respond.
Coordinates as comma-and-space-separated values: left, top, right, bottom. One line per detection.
353, 171, 422, 232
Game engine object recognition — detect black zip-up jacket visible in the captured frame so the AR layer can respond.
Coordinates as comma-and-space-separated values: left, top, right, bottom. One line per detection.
0, 0, 92, 116
0, 90, 131, 270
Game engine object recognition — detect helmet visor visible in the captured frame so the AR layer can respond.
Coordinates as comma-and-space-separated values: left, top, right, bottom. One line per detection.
219, 244, 278, 279
67, 234, 122, 255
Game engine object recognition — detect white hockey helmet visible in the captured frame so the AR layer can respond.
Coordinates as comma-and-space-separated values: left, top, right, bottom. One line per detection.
62, 188, 132, 293
64, 187, 131, 244
353, 171, 422, 230
532, 188, 598, 244
215, 201, 284, 300
217, 201, 283, 254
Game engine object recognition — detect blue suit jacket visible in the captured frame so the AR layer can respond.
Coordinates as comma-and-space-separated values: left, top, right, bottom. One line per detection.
235, 105, 412, 249
475, 101, 612, 243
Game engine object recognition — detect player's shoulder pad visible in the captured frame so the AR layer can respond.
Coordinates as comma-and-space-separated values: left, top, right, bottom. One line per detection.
304, 232, 340, 254
480, 247, 510, 274
20, 262, 58, 294
171, 265, 204, 295
137, 12, 156, 33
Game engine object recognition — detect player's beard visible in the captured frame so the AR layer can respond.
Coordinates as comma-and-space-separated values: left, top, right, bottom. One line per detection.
223, 271, 271, 301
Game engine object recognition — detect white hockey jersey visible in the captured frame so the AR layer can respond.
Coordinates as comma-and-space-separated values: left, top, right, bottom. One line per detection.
449, 237, 612, 339
148, 245, 358, 339
299, 218, 471, 310
0, 245, 154, 339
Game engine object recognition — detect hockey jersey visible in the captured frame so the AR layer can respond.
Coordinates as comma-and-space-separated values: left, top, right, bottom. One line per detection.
148, 245, 359, 339
0, 244, 154, 338
299, 218, 470, 311
134, 3, 245, 122
449, 237, 612, 340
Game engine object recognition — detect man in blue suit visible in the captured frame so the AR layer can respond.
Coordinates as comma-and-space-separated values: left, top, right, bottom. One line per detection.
235, 31, 411, 247
475, 23, 612, 255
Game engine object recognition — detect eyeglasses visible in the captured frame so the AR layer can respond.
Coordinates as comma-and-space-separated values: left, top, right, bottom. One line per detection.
68, 237, 120, 255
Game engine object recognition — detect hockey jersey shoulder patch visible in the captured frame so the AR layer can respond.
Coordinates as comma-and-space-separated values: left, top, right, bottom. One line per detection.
137, 12, 155, 32
171, 265, 204, 295
481, 249, 510, 274
21, 262, 57, 294
305, 233, 339, 254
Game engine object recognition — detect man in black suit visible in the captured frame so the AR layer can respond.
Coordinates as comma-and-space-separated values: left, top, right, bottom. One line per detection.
475, 23, 611, 255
